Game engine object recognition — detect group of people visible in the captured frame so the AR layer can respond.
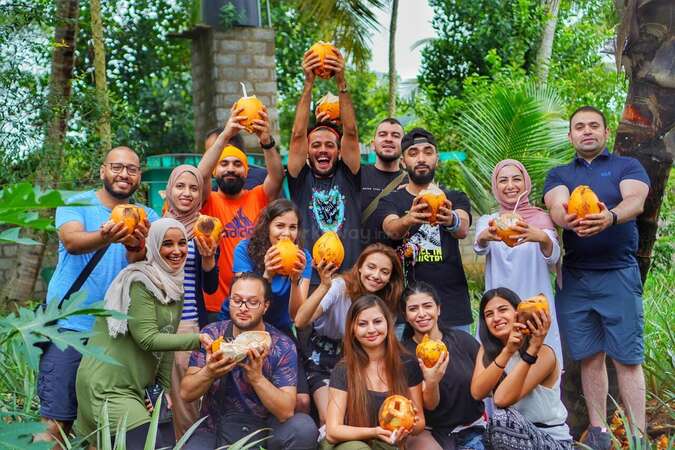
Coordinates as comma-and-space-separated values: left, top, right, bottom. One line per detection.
35, 47, 650, 450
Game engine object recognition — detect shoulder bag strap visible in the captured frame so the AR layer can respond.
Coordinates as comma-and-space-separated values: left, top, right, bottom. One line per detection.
361, 171, 407, 225
58, 244, 111, 308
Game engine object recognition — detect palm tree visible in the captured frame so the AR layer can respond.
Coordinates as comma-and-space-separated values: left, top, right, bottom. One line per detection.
5, 0, 81, 304
294, 0, 387, 68
534, 0, 561, 84
387, 0, 398, 116
613, 0, 673, 282
455, 82, 571, 215
90, 0, 111, 154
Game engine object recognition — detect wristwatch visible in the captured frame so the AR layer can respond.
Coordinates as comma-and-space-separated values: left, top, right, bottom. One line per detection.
610, 210, 618, 226
260, 137, 276, 150
520, 350, 538, 365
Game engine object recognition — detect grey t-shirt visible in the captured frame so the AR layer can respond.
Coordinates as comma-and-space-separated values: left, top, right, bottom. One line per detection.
314, 277, 351, 340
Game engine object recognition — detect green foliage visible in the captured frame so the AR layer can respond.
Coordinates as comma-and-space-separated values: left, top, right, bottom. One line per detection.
454, 82, 571, 215
419, 0, 546, 101
220, 3, 244, 31
223, 427, 271, 450
650, 170, 674, 275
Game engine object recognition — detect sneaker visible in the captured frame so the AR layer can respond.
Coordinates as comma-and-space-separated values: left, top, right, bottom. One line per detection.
580, 426, 612, 450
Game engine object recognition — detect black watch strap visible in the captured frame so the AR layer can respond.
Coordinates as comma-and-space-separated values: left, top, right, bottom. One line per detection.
610, 210, 618, 226
520, 350, 538, 365
260, 137, 276, 150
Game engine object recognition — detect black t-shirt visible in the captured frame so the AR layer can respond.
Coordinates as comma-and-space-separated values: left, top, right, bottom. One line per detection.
401, 328, 484, 430
373, 187, 473, 326
360, 165, 408, 246
329, 354, 423, 427
287, 161, 362, 285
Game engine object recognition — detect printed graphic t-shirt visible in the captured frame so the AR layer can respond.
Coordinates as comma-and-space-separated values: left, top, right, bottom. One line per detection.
373, 186, 473, 326
287, 161, 361, 285
201, 186, 269, 312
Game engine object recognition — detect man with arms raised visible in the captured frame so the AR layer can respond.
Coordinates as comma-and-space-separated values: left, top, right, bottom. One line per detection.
35, 147, 158, 446
374, 128, 473, 331
181, 273, 318, 449
197, 105, 283, 324
361, 117, 406, 246
204, 128, 267, 190
544, 106, 649, 449
287, 47, 361, 286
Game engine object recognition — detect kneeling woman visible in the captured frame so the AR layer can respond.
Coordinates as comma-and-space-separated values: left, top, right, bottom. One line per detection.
470, 288, 572, 449
401, 282, 486, 450
321, 294, 424, 450
294, 244, 404, 423
75, 219, 211, 449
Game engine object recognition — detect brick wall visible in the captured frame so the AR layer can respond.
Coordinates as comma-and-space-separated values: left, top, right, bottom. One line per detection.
191, 26, 279, 153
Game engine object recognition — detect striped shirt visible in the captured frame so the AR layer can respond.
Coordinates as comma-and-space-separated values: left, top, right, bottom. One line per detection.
181, 240, 198, 322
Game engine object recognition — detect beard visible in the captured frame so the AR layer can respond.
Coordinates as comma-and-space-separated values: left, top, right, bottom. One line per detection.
407, 165, 435, 185
375, 149, 401, 163
309, 158, 338, 177
231, 312, 264, 331
216, 175, 245, 195
103, 178, 138, 200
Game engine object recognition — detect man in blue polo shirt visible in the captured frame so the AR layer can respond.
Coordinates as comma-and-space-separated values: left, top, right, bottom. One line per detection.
35, 146, 159, 446
544, 106, 650, 449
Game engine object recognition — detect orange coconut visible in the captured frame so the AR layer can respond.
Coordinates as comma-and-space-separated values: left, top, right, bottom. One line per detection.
315, 92, 340, 122
567, 185, 601, 219
516, 294, 550, 335
275, 238, 300, 276
494, 212, 523, 247
420, 186, 447, 224
312, 231, 345, 269
378, 395, 416, 432
416, 334, 448, 368
110, 204, 145, 234
233, 95, 265, 133
309, 41, 339, 79
193, 215, 223, 243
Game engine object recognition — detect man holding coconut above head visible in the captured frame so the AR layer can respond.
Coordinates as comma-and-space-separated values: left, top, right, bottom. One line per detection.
287, 44, 362, 288
374, 128, 473, 332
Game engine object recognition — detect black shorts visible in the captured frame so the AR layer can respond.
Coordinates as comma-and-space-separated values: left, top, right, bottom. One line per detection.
38, 338, 83, 421
304, 331, 342, 394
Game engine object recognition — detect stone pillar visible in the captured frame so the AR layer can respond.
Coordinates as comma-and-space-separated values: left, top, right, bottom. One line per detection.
191, 26, 279, 154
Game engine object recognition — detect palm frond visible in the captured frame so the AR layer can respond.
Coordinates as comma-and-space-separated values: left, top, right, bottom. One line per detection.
456, 81, 573, 215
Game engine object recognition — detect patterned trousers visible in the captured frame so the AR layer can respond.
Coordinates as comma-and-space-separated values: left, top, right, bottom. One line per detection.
485, 408, 573, 450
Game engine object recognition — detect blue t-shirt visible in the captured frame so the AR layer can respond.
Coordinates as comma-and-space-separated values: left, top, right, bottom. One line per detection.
46, 190, 159, 332
543, 150, 649, 269
220, 239, 312, 331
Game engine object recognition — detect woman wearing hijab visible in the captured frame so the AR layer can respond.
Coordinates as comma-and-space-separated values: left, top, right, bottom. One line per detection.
473, 159, 562, 363
74, 218, 213, 449
163, 165, 219, 438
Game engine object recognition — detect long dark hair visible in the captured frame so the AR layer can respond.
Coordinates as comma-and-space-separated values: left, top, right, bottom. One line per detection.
342, 243, 404, 316
478, 287, 524, 367
247, 199, 303, 274
400, 281, 440, 340
342, 294, 408, 427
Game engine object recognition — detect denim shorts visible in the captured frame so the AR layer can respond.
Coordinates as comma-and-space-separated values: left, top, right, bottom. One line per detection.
556, 265, 644, 364
38, 339, 83, 421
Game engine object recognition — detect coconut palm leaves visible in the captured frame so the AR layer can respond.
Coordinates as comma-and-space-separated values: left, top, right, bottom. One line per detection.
457, 82, 572, 215
294, 0, 387, 67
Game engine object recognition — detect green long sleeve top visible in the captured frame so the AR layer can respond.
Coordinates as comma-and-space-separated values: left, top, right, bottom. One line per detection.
74, 281, 200, 438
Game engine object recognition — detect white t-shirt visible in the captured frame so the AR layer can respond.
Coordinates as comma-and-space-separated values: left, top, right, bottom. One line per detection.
314, 277, 351, 341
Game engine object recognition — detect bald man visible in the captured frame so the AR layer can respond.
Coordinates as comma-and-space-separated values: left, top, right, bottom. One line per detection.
35, 147, 160, 447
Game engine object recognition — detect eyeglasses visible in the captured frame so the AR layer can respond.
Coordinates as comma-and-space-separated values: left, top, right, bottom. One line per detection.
230, 297, 262, 310
105, 163, 141, 176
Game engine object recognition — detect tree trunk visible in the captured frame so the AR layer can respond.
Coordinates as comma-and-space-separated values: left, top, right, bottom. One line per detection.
90, 0, 112, 154
613, 0, 674, 283
535, 0, 560, 84
387, 0, 398, 117
3, 0, 80, 303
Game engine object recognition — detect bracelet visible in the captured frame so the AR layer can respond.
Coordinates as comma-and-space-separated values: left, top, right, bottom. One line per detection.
520, 350, 538, 365
260, 137, 276, 150
443, 210, 461, 233
610, 210, 618, 226
493, 360, 506, 370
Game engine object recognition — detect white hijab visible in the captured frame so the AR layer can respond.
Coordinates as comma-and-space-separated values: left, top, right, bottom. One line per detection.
105, 218, 187, 337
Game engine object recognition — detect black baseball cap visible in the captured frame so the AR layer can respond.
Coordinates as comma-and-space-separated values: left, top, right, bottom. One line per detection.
401, 128, 437, 152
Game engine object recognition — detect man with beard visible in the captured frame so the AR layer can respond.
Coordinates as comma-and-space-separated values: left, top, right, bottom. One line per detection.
181, 273, 318, 450
544, 106, 649, 448
360, 117, 406, 245
287, 47, 361, 287
35, 146, 158, 446
197, 105, 283, 322
204, 128, 267, 190
374, 128, 473, 331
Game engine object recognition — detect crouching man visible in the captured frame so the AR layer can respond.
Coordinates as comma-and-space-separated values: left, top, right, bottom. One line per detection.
181, 272, 318, 449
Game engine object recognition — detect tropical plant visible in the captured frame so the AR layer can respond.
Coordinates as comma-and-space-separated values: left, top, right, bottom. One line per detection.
454, 81, 571, 215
